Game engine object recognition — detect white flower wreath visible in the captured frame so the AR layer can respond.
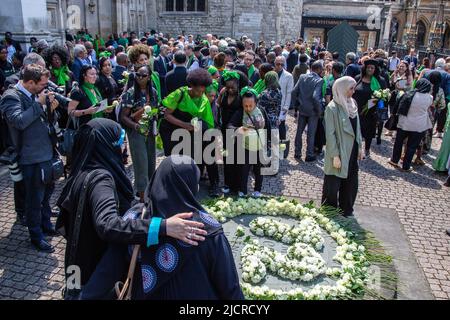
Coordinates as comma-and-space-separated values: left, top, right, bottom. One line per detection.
204, 197, 369, 300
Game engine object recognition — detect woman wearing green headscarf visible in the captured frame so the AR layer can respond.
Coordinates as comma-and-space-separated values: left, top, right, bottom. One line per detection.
207, 66, 220, 81
216, 69, 250, 194
353, 59, 387, 158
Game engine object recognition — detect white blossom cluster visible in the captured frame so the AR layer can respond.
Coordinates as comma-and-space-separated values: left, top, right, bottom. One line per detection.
249, 217, 324, 250
204, 197, 370, 300
241, 239, 326, 284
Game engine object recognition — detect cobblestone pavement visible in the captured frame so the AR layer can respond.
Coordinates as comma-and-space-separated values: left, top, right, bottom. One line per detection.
0, 113, 449, 300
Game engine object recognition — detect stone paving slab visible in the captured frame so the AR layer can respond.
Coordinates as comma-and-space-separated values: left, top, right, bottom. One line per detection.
0, 113, 449, 300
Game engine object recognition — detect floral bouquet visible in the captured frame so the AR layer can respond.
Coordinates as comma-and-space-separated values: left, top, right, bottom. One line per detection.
362, 89, 392, 115
138, 105, 159, 136
372, 88, 391, 103
118, 71, 130, 86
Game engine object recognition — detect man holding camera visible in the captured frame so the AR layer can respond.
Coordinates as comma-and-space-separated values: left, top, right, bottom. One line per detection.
0, 64, 59, 253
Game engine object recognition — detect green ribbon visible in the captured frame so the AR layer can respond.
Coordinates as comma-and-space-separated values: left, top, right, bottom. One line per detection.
206, 80, 219, 94
151, 72, 161, 103
248, 64, 256, 79
98, 51, 111, 59
222, 70, 240, 82
82, 82, 103, 118
240, 86, 259, 97
51, 66, 70, 86
208, 66, 218, 76
253, 79, 266, 95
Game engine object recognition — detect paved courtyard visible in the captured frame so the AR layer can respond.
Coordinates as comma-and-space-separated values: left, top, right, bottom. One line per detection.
0, 113, 449, 300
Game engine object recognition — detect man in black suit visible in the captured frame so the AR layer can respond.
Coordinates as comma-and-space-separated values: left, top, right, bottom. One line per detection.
112, 52, 129, 92
153, 44, 171, 99
165, 51, 188, 95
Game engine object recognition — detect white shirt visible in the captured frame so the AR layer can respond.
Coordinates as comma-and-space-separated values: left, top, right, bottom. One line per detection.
389, 57, 400, 72
398, 92, 433, 133
278, 70, 294, 121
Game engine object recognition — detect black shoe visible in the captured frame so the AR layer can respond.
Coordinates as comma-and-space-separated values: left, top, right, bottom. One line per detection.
294, 154, 302, 161
305, 156, 317, 162
377, 137, 382, 145
31, 239, 55, 253
43, 227, 59, 237
446, 229, 450, 237
444, 177, 450, 187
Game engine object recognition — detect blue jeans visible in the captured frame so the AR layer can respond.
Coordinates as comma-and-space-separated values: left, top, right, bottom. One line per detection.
21, 162, 54, 242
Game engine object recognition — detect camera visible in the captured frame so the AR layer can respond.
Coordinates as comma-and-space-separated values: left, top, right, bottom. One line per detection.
0, 147, 23, 182
46, 80, 72, 106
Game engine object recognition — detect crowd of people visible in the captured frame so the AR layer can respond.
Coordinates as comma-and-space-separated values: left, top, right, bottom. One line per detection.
1, 28, 450, 299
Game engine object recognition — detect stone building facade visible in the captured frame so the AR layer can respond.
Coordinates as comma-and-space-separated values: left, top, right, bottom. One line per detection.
389, 0, 450, 54
0, 0, 153, 50
301, 0, 398, 53
147, 0, 304, 43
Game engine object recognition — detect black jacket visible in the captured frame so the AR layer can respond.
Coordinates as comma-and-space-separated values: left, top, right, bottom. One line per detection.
165, 66, 188, 95
286, 49, 299, 73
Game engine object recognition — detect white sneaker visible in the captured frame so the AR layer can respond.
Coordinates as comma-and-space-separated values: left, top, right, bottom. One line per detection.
221, 186, 230, 194
238, 192, 245, 197
435, 132, 443, 138
251, 191, 262, 198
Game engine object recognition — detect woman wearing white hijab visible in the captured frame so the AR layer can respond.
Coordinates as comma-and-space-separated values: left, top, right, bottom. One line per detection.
322, 76, 363, 217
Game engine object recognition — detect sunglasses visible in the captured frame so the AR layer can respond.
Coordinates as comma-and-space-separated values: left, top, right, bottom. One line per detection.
136, 73, 149, 78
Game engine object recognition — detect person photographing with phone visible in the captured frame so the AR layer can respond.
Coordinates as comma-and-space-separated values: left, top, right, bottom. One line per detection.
68, 65, 114, 130
0, 63, 61, 252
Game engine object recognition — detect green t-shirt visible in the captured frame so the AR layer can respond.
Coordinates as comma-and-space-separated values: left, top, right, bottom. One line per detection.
162, 86, 214, 129
118, 37, 129, 47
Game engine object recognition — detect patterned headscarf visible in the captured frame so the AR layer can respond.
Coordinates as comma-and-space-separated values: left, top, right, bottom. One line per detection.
264, 71, 281, 90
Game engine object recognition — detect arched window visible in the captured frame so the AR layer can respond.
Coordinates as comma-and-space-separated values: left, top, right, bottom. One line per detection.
416, 20, 427, 46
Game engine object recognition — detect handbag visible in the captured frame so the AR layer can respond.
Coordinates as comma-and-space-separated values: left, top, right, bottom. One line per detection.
245, 109, 271, 167
384, 114, 398, 131
60, 116, 78, 157
115, 205, 147, 300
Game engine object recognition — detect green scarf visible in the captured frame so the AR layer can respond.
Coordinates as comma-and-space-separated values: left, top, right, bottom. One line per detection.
52, 66, 70, 86
82, 83, 103, 118
248, 64, 256, 79
322, 75, 334, 97
162, 87, 214, 129
253, 79, 266, 95
151, 72, 161, 102
370, 76, 381, 92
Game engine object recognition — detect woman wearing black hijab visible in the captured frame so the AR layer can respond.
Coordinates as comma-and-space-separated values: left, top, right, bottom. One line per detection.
81, 155, 244, 300
56, 118, 207, 298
